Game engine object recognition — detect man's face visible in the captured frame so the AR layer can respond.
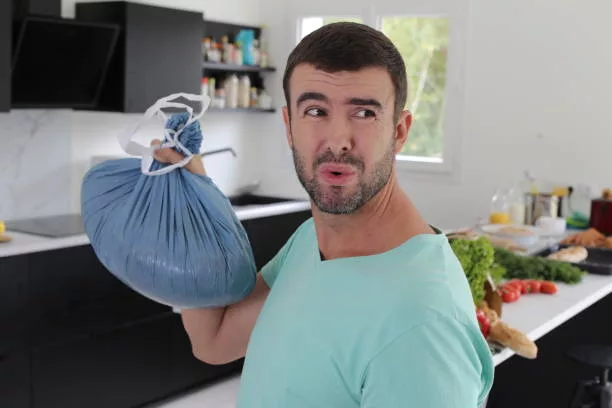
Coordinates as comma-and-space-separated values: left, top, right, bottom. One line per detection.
283, 64, 410, 214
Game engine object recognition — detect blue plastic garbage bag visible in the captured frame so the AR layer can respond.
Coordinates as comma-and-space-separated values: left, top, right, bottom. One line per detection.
81, 94, 257, 309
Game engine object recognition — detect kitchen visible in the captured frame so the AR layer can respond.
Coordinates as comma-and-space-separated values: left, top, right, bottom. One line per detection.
1, 0, 612, 407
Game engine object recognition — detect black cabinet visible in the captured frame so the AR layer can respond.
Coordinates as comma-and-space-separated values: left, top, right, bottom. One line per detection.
27, 245, 170, 348
76, 1, 204, 113
487, 292, 612, 408
242, 210, 312, 270
0, 256, 28, 353
0, 351, 31, 408
0, 0, 11, 112
31, 314, 175, 408
13, 0, 61, 19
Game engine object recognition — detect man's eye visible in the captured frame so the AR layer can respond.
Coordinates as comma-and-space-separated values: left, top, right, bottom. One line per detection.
355, 109, 376, 118
305, 108, 326, 117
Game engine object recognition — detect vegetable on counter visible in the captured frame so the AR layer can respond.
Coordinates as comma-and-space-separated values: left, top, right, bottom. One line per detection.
476, 309, 490, 338
494, 247, 585, 284
498, 279, 557, 303
450, 236, 506, 305
540, 281, 558, 294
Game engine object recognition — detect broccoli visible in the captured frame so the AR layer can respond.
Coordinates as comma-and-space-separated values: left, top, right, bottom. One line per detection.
450, 236, 502, 305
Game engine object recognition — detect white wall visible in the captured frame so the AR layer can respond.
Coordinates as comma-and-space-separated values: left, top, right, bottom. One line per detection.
255, 0, 612, 229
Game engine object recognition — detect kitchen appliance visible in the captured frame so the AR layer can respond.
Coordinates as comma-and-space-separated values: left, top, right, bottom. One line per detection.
11, 15, 120, 109
590, 199, 612, 235
525, 193, 559, 225
6, 214, 85, 238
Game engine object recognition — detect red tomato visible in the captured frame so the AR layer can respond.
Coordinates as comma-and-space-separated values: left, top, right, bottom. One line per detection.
501, 287, 520, 303
540, 281, 558, 294
476, 309, 490, 338
526, 280, 542, 293
506, 280, 525, 293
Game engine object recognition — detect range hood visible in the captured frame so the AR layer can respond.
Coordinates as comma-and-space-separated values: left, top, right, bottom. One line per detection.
11, 15, 120, 109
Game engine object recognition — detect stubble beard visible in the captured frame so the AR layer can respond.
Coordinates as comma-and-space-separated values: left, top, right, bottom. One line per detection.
291, 135, 396, 215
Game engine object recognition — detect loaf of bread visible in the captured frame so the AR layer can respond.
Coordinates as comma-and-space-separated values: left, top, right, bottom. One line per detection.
547, 246, 588, 263
481, 303, 538, 359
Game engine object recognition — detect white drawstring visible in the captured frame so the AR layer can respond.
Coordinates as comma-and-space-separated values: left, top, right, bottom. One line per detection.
116, 93, 211, 176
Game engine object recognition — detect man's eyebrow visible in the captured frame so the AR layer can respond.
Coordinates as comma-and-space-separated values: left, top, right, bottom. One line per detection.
295, 93, 383, 109
347, 98, 383, 109
296, 92, 328, 107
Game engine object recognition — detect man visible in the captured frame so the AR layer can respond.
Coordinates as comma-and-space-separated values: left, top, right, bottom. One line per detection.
156, 22, 494, 407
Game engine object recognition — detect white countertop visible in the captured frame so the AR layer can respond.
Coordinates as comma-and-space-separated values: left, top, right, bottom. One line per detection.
0, 201, 311, 258
492, 273, 612, 365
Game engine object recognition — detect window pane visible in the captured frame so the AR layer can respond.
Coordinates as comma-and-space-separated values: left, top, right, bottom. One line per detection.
382, 17, 449, 159
300, 17, 364, 40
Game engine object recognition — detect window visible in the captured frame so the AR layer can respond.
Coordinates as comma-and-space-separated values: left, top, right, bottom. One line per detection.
381, 17, 449, 163
294, 9, 464, 179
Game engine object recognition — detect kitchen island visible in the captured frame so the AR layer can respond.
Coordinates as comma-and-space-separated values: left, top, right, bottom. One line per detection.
151, 237, 612, 408
492, 273, 612, 366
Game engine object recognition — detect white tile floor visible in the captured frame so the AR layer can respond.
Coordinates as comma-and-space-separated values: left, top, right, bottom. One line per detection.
147, 373, 491, 408
148, 375, 241, 408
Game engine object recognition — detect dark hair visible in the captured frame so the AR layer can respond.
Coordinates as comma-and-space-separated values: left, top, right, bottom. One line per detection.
283, 22, 408, 122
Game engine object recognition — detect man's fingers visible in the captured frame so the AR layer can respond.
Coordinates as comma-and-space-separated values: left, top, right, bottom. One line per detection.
150, 139, 186, 164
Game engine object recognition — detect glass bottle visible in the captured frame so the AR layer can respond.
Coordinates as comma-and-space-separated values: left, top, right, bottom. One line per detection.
490, 188, 511, 224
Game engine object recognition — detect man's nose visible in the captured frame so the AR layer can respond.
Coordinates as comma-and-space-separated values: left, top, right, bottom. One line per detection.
322, 116, 353, 154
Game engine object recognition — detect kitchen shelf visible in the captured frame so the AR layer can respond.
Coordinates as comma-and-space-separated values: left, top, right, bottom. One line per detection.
202, 62, 276, 73
207, 107, 276, 113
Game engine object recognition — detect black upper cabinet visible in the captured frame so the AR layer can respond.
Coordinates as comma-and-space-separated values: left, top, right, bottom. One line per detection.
0, 0, 11, 112
13, 0, 61, 19
76, 1, 203, 113
13, 0, 62, 19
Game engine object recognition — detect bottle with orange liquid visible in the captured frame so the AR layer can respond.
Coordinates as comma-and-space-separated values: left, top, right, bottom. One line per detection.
490, 189, 511, 224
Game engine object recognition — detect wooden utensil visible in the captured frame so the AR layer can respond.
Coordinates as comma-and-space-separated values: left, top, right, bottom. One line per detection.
484, 275, 503, 318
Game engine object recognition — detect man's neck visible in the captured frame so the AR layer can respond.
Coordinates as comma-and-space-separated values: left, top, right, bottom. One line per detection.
312, 175, 433, 261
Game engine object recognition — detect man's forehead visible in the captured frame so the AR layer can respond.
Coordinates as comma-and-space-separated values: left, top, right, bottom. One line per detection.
290, 64, 394, 102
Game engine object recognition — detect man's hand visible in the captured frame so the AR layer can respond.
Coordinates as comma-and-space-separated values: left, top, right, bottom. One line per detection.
150, 139, 206, 176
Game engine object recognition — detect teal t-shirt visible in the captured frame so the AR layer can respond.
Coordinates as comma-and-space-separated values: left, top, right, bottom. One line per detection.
237, 218, 494, 407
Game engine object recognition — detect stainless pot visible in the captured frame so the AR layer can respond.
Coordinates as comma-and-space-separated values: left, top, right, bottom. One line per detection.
525, 193, 560, 225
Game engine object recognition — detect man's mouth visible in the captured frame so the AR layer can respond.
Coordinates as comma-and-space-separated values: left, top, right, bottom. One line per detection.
318, 164, 357, 185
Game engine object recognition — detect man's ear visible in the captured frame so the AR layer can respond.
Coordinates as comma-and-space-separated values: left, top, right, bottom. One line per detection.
393, 110, 412, 154
282, 106, 293, 148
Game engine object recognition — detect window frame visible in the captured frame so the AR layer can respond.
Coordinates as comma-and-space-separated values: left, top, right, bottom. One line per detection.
291, 2, 469, 183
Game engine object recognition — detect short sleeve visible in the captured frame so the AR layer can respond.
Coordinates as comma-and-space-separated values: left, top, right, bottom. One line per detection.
361, 316, 494, 408
260, 218, 310, 288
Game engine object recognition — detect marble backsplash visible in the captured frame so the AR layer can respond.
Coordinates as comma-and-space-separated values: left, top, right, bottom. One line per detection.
0, 108, 269, 222
0, 110, 73, 221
